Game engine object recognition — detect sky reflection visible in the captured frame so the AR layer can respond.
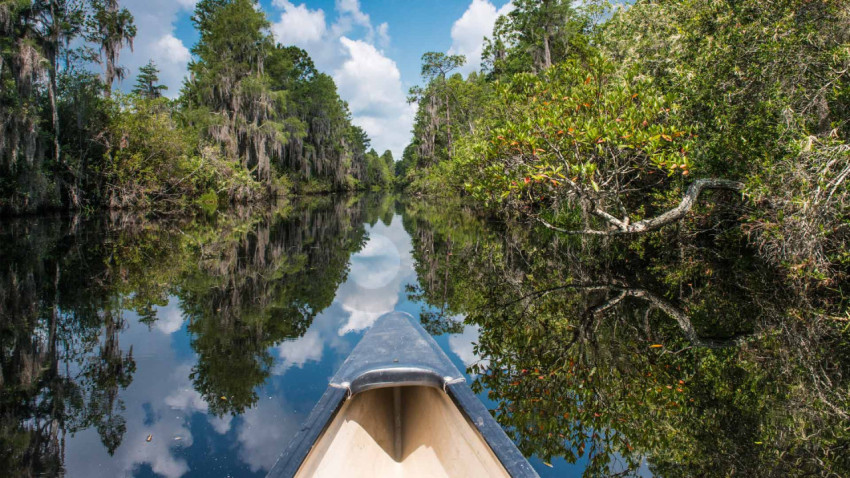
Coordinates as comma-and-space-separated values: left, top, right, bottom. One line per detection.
60, 211, 486, 477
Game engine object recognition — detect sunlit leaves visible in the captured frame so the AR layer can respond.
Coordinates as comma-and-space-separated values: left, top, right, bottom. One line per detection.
456, 54, 693, 211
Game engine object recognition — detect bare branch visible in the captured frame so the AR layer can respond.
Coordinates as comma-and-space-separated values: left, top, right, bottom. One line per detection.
537, 178, 744, 235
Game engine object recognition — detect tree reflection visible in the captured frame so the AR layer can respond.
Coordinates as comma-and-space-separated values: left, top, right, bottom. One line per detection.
401, 197, 850, 477
180, 198, 376, 415
0, 193, 397, 472
0, 217, 140, 474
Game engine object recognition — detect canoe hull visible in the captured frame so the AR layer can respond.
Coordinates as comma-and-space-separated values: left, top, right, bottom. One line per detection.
266, 312, 539, 478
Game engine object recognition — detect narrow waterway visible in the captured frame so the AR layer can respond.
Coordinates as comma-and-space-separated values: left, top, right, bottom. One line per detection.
2, 193, 847, 477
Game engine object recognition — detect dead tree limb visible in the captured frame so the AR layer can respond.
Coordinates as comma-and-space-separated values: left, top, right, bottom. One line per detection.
538, 178, 745, 235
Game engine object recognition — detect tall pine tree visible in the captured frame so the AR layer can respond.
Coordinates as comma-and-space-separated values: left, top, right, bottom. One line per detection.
132, 60, 167, 99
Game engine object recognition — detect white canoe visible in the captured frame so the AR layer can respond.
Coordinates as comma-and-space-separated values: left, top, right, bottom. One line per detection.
266, 311, 539, 478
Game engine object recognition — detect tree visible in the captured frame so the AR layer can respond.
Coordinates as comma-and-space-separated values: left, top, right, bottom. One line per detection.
455, 55, 744, 235
87, 0, 136, 96
400, 196, 850, 476
381, 149, 394, 170
395, 143, 417, 179
602, 0, 850, 279
184, 0, 286, 184
483, 0, 586, 76
34, 0, 85, 167
364, 148, 392, 189
410, 52, 466, 160
131, 59, 166, 99
267, 45, 369, 189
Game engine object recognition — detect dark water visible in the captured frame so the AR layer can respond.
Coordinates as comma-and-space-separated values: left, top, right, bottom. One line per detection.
2, 194, 848, 477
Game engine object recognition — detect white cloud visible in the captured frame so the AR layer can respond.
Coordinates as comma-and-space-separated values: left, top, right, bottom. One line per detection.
376, 22, 390, 48
123, 0, 412, 159
164, 386, 207, 412
208, 414, 233, 435
449, 0, 515, 74
175, 0, 198, 11
271, 1, 327, 47
349, 233, 401, 289
335, 0, 371, 30
339, 304, 388, 335
236, 398, 299, 472
120, 0, 195, 98
267, 1, 412, 159
63, 316, 197, 478
334, 219, 416, 335
335, 37, 415, 158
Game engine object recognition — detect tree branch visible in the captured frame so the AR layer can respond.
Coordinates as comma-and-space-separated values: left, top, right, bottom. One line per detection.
537, 178, 745, 235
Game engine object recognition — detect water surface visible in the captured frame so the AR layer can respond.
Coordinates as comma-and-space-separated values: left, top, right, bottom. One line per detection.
2, 194, 847, 477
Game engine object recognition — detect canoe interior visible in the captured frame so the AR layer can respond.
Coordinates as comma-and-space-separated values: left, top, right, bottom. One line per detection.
295, 385, 511, 478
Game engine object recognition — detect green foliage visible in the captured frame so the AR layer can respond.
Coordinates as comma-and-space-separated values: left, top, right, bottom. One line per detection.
131, 59, 167, 99
86, 0, 136, 94
183, 0, 284, 183
600, 0, 850, 281
404, 0, 850, 290
364, 148, 394, 190
456, 55, 691, 215
102, 94, 197, 208
268, 45, 369, 189
0, 195, 403, 470
0, 0, 376, 215
483, 0, 590, 76
196, 189, 219, 214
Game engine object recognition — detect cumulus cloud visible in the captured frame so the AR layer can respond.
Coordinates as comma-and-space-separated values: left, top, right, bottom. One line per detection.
268, 1, 411, 159
154, 303, 185, 335
335, 219, 415, 335
119, 0, 195, 97
349, 233, 401, 289
63, 315, 197, 478
276, 328, 325, 372
334, 37, 415, 159
336, 0, 371, 28
449, 0, 515, 74
236, 398, 299, 472
271, 1, 327, 46
448, 324, 488, 371
376, 22, 390, 48
122, 0, 412, 157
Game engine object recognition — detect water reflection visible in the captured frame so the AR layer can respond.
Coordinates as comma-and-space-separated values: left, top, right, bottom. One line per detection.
400, 196, 850, 477
1, 193, 847, 477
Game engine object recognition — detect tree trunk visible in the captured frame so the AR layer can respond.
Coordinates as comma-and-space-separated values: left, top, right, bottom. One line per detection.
49, 62, 60, 166
445, 91, 452, 158
48, 1, 61, 165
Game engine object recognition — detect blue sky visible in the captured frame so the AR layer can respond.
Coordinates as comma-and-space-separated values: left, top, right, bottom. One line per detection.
119, 0, 514, 159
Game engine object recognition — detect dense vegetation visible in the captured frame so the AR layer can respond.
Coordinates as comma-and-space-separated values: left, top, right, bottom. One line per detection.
0, 0, 394, 215
401, 0, 849, 293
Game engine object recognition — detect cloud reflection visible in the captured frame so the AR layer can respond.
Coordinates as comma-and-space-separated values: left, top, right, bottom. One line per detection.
275, 327, 324, 372
336, 220, 415, 334
448, 324, 489, 372
236, 397, 299, 472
